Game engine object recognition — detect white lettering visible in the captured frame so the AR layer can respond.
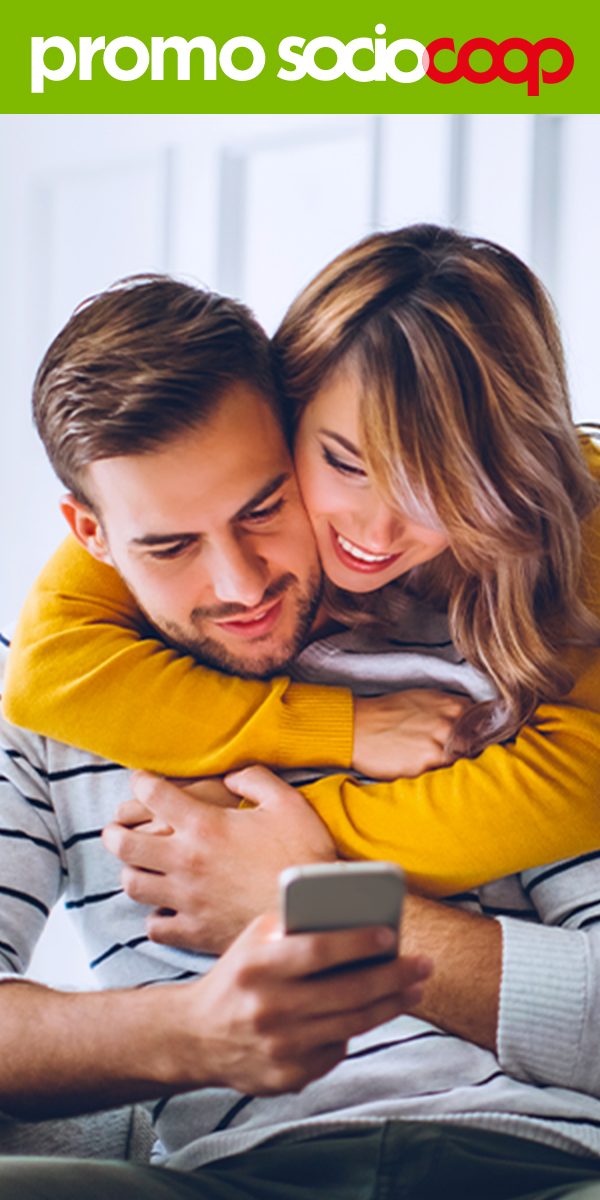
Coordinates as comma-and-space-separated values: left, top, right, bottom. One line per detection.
150, 36, 218, 81
79, 37, 106, 82
345, 37, 380, 83
219, 36, 265, 82
276, 29, 428, 84
31, 35, 76, 94
277, 36, 308, 80
304, 36, 346, 82
103, 36, 150, 82
385, 38, 428, 84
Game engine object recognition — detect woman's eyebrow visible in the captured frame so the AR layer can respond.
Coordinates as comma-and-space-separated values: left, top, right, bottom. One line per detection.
319, 429, 363, 458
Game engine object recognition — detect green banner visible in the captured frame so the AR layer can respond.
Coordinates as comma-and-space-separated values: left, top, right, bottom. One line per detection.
1, 0, 595, 114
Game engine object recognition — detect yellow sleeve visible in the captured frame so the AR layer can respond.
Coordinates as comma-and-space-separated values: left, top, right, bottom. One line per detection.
2, 537, 354, 775
302, 474, 600, 898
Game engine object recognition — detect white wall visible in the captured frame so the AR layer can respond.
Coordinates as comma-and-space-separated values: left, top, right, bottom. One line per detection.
0, 113, 598, 986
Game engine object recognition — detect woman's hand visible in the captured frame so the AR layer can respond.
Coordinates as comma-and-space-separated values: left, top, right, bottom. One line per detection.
352, 689, 472, 780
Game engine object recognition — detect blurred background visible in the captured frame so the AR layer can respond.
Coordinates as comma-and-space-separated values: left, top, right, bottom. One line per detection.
0, 112, 599, 983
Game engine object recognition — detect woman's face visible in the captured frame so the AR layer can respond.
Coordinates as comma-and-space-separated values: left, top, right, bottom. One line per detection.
294, 369, 450, 594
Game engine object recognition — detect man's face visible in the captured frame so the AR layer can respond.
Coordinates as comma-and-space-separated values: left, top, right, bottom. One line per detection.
78, 384, 322, 677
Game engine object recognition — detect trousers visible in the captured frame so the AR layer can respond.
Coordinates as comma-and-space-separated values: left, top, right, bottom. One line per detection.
1, 1121, 600, 1199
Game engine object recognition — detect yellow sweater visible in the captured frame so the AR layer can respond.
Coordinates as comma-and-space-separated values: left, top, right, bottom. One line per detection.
4, 443, 600, 896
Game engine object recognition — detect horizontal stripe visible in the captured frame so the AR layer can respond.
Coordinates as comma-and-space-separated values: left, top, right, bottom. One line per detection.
2, 750, 123, 783
524, 853, 600, 895
387, 638, 455, 649
0, 827, 60, 857
577, 915, 600, 931
0, 885, 50, 917
136, 970, 198, 989
0, 786, 55, 813
557, 900, 600, 925
512, 1112, 600, 1132
347, 1029, 448, 1062
90, 935, 149, 969
65, 888, 122, 910
480, 905, 535, 919
554, 902, 600, 921
63, 829, 104, 850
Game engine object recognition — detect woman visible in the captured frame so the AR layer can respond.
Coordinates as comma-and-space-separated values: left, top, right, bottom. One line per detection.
4, 225, 600, 894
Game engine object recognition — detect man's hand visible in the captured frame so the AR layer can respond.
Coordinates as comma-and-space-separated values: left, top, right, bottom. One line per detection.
103, 769, 336, 954
352, 690, 472, 780
0, 913, 431, 1117
173, 913, 432, 1096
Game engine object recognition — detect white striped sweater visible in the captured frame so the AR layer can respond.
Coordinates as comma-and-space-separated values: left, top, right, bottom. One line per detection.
0, 609, 599, 1170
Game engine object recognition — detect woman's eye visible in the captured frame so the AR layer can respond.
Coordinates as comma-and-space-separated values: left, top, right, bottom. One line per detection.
321, 445, 367, 478
245, 497, 286, 523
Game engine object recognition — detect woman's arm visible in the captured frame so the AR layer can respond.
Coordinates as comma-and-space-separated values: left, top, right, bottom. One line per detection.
2, 538, 465, 780
300, 497, 600, 895
2, 537, 353, 775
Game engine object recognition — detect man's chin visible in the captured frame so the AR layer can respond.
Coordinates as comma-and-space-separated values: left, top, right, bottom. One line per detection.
156, 576, 323, 680
176, 637, 297, 679
156, 623, 301, 680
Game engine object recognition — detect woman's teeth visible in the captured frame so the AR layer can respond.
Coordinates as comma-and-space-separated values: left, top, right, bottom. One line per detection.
336, 532, 394, 563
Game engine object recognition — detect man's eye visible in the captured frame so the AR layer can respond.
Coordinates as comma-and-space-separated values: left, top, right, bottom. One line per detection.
148, 541, 190, 560
244, 497, 286, 524
321, 445, 367, 478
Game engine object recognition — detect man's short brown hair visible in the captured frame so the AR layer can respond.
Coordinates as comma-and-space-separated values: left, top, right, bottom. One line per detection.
33, 274, 278, 506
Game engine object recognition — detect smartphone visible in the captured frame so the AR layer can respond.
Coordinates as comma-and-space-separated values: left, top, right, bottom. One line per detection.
280, 862, 404, 953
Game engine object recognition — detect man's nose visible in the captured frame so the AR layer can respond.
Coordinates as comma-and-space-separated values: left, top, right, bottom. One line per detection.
210, 539, 269, 608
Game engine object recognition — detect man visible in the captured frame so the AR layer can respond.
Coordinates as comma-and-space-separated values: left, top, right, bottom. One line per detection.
1, 275, 600, 1199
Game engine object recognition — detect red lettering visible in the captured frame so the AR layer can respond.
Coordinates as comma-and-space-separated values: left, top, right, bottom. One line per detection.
424, 35, 574, 95
424, 37, 461, 83
537, 37, 574, 89
457, 37, 499, 84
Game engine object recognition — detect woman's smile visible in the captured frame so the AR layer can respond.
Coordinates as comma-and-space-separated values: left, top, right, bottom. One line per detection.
330, 524, 404, 573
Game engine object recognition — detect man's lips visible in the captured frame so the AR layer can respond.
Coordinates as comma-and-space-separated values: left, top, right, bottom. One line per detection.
212, 596, 285, 639
329, 525, 403, 574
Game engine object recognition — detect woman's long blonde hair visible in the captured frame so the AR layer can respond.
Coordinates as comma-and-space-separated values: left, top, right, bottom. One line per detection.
273, 224, 600, 758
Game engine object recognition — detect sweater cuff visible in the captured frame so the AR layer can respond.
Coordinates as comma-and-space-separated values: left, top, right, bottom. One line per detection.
277, 686, 354, 770
497, 915, 587, 1088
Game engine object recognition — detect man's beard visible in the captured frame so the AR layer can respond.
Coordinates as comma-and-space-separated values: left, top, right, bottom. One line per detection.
151, 569, 323, 679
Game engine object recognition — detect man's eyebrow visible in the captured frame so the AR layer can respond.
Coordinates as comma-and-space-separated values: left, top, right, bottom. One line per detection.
129, 472, 292, 547
234, 471, 292, 519
319, 429, 363, 458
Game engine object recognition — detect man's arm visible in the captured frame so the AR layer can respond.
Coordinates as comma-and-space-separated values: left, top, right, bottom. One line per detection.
0, 918, 430, 1119
398, 894, 501, 1051
496, 855, 600, 1096
0, 742, 429, 1120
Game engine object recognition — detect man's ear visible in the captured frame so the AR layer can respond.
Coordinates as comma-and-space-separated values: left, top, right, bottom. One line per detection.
60, 495, 113, 565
